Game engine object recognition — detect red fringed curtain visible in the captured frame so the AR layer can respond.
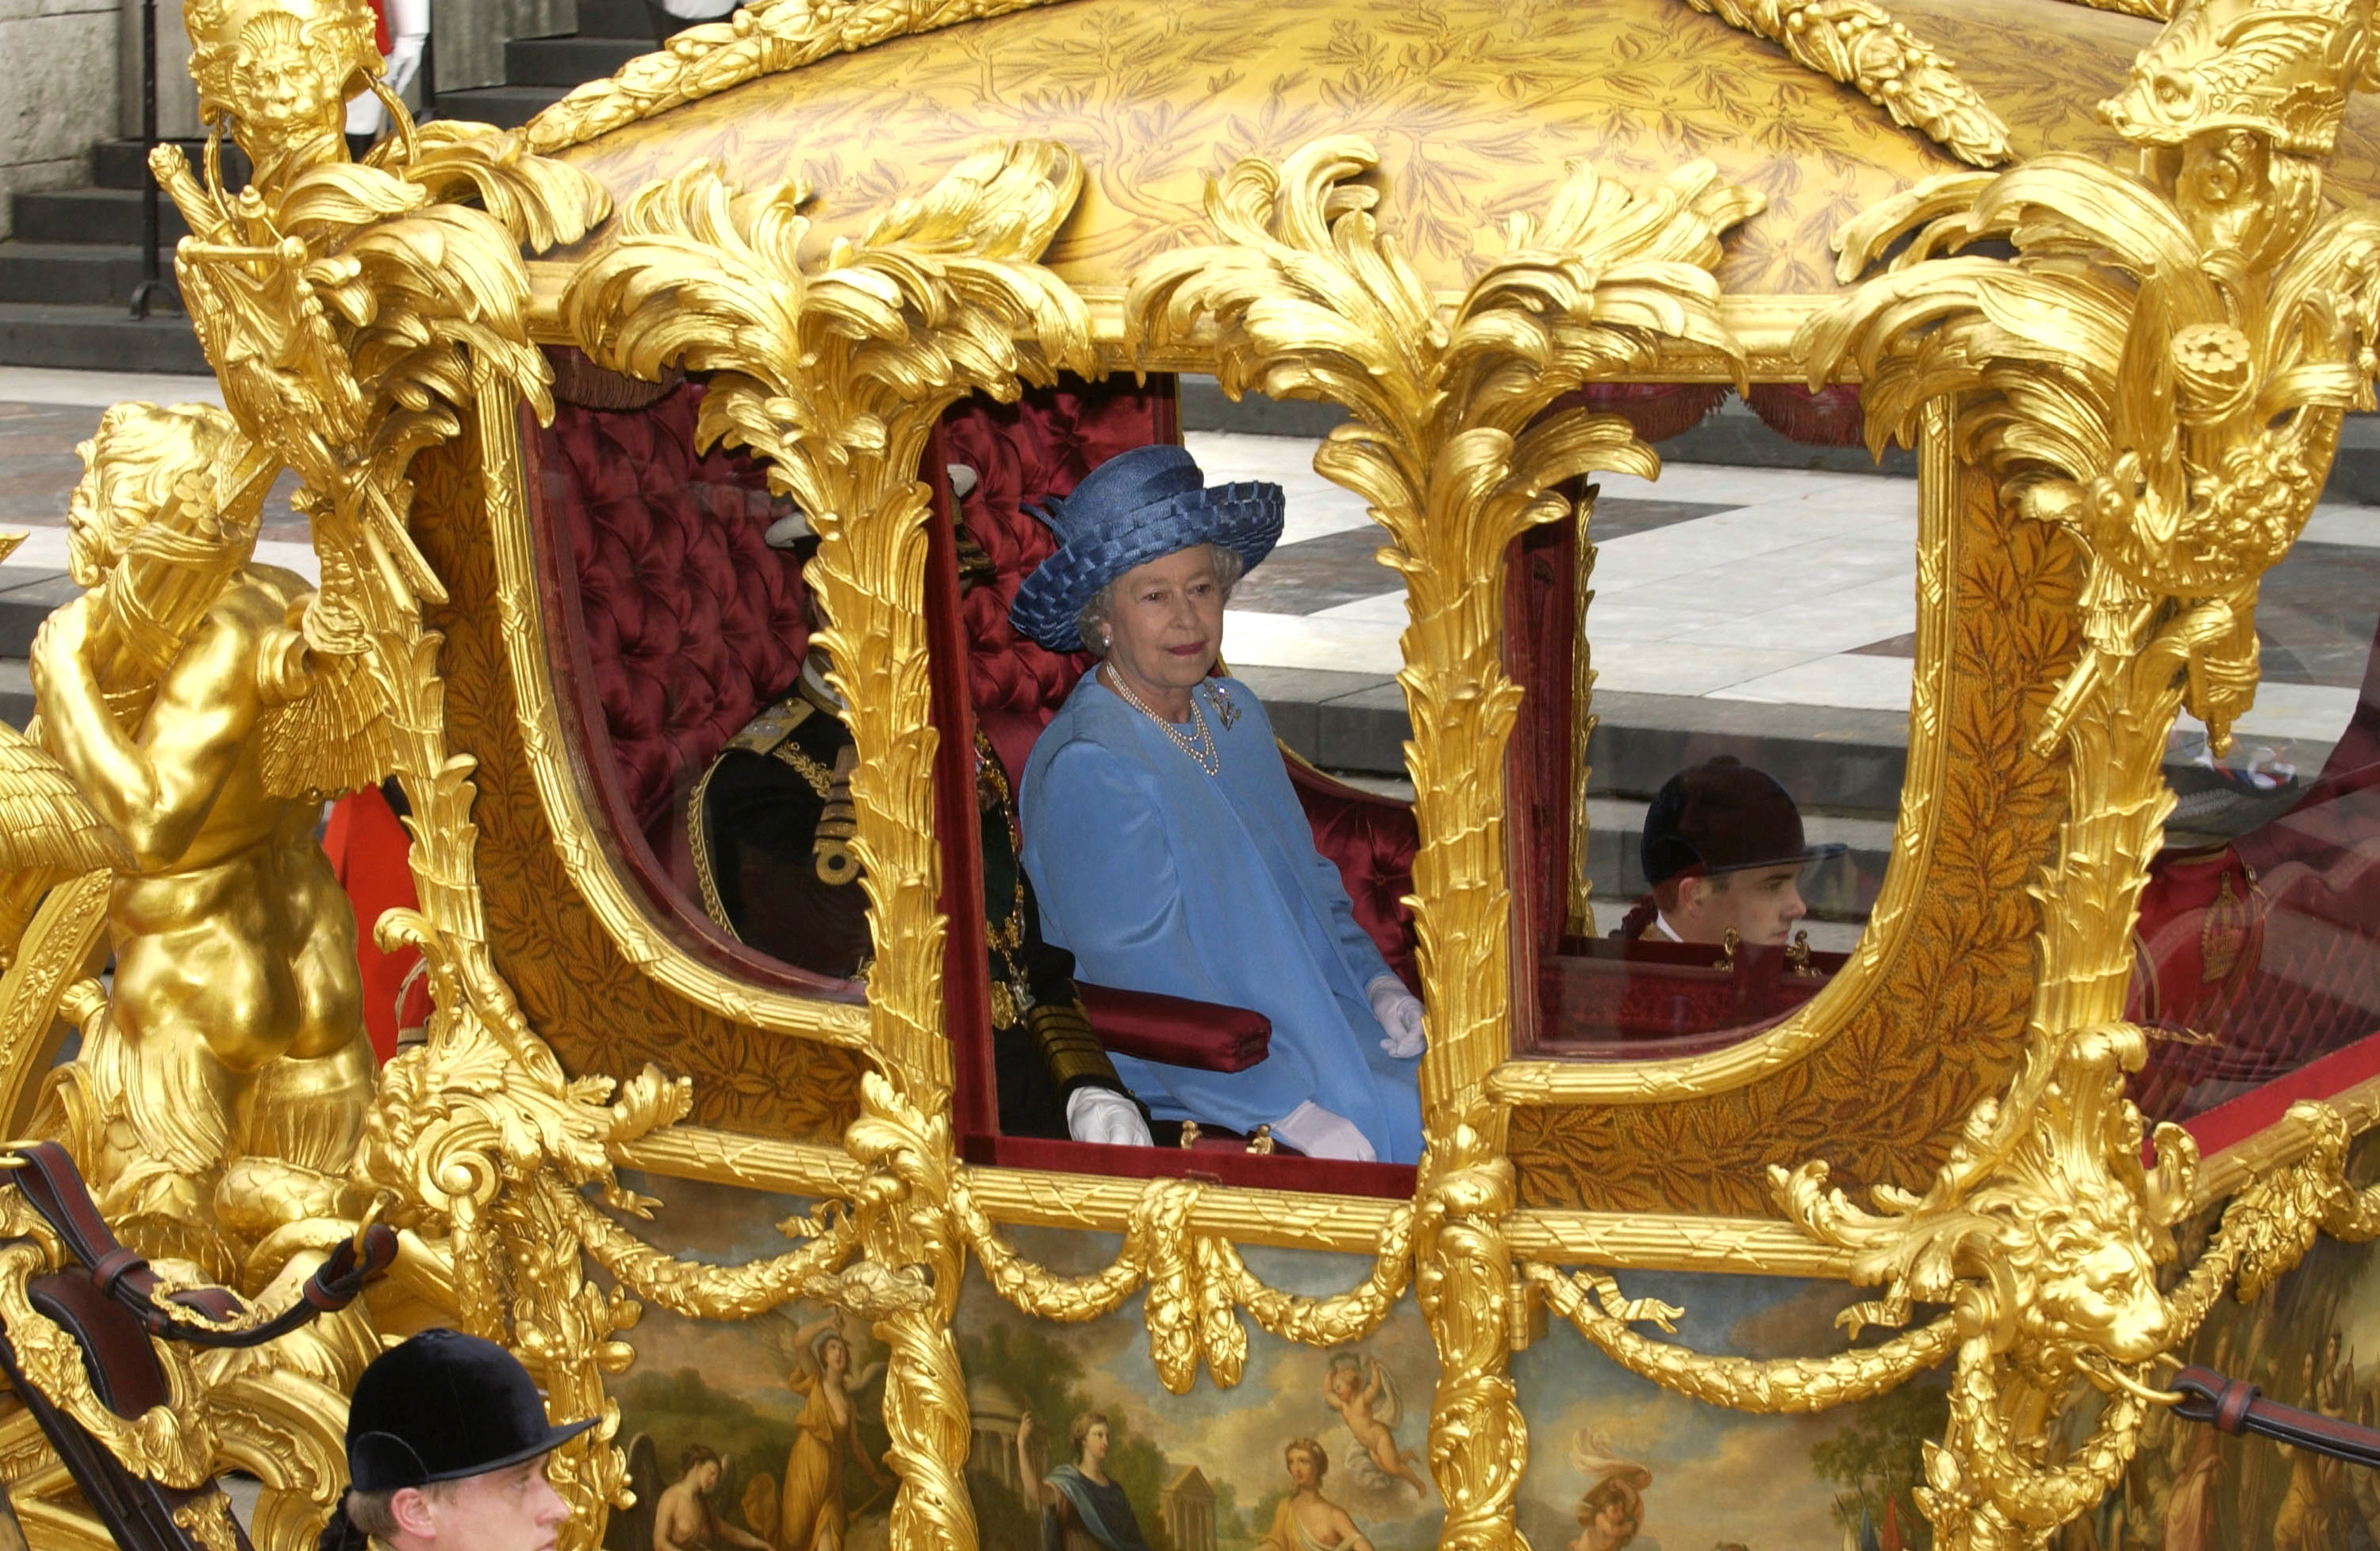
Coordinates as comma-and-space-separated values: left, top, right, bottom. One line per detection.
1561, 382, 1729, 443
1744, 383, 1868, 447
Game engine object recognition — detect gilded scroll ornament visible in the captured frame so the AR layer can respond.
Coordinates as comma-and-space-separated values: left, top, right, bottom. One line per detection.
566, 138, 1095, 1551
1758, 0, 2380, 1542
1681, 0, 2015, 167
1130, 135, 1760, 1551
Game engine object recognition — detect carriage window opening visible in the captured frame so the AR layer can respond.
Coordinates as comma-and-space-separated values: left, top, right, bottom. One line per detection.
1510, 432, 1917, 1061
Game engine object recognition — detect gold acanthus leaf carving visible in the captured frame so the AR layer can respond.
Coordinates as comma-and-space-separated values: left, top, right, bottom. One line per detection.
1805, 7, 2380, 759
1680, 0, 2014, 167
566, 140, 1092, 1551
1129, 135, 1759, 1551
524, 0, 1066, 155
1769, 2, 2380, 1544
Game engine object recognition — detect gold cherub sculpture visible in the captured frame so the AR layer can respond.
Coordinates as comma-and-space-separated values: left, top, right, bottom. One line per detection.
16, 402, 387, 1275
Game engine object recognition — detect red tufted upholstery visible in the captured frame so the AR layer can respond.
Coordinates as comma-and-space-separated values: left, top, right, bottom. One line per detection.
2132, 623, 2380, 1123
941, 384, 1123, 721
533, 381, 808, 839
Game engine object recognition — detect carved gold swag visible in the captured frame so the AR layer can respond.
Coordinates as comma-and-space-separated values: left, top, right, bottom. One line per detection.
2, 0, 2380, 1549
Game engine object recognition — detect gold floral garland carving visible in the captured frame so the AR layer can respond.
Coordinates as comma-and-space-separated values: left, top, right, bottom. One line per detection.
522, 0, 1069, 156
1680, 0, 2016, 167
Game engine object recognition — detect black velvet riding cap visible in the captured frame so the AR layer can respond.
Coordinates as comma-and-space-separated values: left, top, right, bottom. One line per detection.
1009, 443, 1284, 651
1639, 756, 1844, 889
347, 1327, 597, 1491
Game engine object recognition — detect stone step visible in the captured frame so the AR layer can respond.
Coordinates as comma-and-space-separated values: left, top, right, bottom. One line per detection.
10, 186, 189, 250
0, 304, 207, 374
578, 0, 658, 38
0, 573, 80, 660
432, 86, 570, 130
91, 138, 251, 194
0, 244, 178, 310
504, 34, 651, 86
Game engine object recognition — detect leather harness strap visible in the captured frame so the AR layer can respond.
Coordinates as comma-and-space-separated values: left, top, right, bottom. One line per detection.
6, 1141, 395, 1345
2173, 1364, 2380, 1468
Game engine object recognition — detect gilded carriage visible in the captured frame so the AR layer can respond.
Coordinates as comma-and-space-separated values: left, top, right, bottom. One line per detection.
6, 0, 2380, 1545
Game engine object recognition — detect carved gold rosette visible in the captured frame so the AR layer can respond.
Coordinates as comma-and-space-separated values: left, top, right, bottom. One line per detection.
6, 0, 2380, 1549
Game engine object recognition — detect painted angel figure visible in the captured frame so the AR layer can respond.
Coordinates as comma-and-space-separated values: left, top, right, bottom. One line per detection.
1567, 1429, 1649, 1551
1320, 1351, 1427, 1499
766, 1309, 893, 1551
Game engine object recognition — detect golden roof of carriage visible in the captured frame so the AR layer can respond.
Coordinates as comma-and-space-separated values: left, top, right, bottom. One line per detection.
521, 0, 2380, 309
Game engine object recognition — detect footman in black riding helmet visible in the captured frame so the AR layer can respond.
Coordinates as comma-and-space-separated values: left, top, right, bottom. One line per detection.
319, 1327, 595, 1551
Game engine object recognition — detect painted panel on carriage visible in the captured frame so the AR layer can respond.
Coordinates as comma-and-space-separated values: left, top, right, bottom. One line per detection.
954, 1229, 1944, 1551
589, 1173, 1952, 1551
2102, 1128, 2380, 1551
1507, 1267, 1944, 1551
597, 1172, 899, 1551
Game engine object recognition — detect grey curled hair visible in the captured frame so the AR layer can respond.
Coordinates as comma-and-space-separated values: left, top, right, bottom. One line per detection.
1075, 543, 1246, 660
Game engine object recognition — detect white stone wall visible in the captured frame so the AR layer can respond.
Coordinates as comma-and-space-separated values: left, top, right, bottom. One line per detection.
0, 0, 119, 239
118, 0, 201, 144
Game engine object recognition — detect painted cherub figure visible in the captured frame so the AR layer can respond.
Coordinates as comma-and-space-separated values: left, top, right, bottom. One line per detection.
1321, 1352, 1426, 1495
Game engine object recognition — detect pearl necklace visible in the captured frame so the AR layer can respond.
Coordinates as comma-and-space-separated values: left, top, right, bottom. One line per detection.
1104, 668, 1220, 777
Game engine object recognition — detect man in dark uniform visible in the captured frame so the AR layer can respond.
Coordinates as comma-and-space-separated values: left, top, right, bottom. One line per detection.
690, 498, 1150, 1146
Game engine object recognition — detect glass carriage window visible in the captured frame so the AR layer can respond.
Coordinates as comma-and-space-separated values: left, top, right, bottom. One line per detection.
530, 356, 1423, 1192
1506, 391, 1914, 1060
2129, 499, 2380, 1126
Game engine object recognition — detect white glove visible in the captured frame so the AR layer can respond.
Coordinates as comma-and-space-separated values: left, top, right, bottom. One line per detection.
1367, 973, 1426, 1059
1065, 1087, 1153, 1147
1272, 1100, 1376, 1163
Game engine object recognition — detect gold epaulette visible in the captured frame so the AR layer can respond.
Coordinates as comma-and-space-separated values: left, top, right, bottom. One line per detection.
724, 693, 816, 757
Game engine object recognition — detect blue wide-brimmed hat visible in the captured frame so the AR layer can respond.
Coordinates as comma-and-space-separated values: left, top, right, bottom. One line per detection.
1009, 443, 1284, 651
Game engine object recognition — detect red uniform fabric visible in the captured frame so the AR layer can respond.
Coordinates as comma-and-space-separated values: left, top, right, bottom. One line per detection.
323, 786, 420, 1065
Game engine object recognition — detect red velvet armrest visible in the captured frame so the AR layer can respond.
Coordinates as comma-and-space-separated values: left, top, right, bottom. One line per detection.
1077, 983, 1271, 1073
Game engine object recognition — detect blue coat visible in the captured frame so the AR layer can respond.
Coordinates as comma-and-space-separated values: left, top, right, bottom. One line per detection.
1019, 674, 1422, 1164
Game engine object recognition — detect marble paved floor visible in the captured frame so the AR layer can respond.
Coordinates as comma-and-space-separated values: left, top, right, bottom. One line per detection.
1188, 431, 2378, 760
1, 373, 2370, 761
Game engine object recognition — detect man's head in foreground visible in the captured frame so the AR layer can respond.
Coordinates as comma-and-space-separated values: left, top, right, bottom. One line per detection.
324, 1327, 594, 1551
